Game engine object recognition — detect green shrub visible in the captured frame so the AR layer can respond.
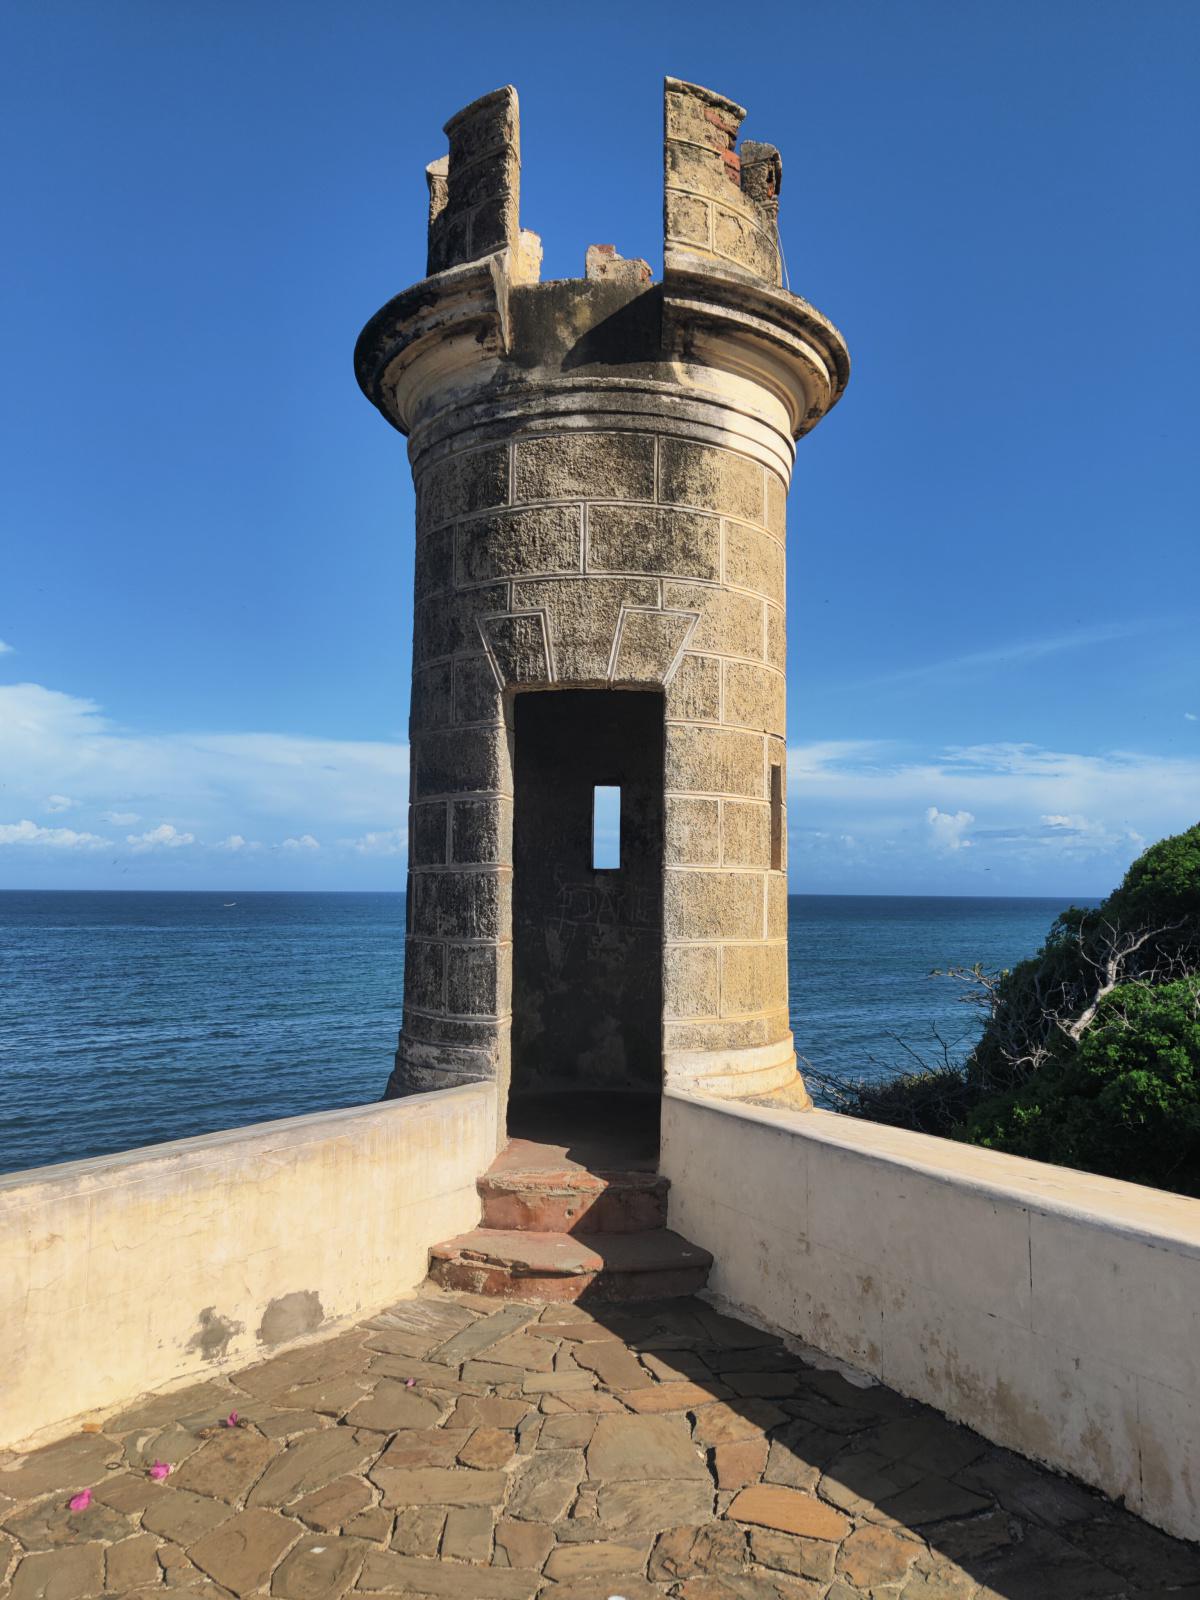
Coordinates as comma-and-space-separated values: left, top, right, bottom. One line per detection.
818, 823, 1200, 1195
963, 979, 1200, 1196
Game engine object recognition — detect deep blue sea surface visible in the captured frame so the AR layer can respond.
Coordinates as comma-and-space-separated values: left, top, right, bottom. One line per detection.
0, 891, 1093, 1175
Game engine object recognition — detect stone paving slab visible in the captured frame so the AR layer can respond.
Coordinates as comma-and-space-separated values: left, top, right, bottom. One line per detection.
2, 1288, 1198, 1598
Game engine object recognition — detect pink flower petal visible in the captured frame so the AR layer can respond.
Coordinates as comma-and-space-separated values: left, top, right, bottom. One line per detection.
405, 1378, 416, 1388
67, 1489, 92, 1512
148, 1461, 172, 1480
223, 1411, 239, 1428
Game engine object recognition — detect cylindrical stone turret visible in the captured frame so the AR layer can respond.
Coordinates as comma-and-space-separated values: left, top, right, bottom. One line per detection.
355, 78, 848, 1129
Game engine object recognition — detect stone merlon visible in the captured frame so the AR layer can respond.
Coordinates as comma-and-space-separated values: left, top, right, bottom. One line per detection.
354, 78, 849, 450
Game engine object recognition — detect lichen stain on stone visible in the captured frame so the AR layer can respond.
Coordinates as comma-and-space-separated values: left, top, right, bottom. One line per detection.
186, 1306, 243, 1361
257, 1289, 324, 1345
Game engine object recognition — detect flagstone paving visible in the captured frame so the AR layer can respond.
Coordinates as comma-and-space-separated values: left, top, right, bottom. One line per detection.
2, 1289, 1198, 1599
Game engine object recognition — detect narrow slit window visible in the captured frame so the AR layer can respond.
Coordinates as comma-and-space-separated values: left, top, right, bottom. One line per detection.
770, 762, 784, 871
593, 785, 621, 870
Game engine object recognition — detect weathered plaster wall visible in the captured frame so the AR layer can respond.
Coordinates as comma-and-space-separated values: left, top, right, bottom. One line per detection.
0, 1085, 496, 1448
661, 1088, 1200, 1543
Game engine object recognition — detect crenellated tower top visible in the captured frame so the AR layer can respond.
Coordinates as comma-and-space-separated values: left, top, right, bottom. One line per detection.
355, 79, 849, 1116
356, 78, 848, 453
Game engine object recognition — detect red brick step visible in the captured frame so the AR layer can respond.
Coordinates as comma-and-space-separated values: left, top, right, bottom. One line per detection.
428, 1226, 712, 1303
479, 1163, 669, 1234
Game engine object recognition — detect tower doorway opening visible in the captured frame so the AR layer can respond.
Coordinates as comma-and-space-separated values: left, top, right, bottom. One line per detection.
510, 689, 664, 1154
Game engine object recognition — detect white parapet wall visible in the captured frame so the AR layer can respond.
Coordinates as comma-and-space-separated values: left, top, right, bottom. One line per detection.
0, 1084, 496, 1448
661, 1087, 1200, 1543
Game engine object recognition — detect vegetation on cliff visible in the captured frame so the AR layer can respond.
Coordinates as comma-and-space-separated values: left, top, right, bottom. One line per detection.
808, 823, 1200, 1196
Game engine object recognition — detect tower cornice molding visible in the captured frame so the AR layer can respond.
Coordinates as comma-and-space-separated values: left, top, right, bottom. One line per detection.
661, 260, 849, 439
354, 253, 849, 448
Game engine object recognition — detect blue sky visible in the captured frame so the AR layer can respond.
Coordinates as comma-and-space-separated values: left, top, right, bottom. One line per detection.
1, 0, 1196, 895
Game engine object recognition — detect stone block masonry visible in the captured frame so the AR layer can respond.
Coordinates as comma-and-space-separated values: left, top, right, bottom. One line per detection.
355, 78, 849, 1116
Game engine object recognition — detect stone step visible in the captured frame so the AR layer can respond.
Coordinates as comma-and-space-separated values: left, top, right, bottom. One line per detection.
478, 1166, 669, 1234
427, 1227, 712, 1303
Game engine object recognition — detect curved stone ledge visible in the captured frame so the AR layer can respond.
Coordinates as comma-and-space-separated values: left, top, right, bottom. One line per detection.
408, 381, 799, 483
664, 1033, 804, 1099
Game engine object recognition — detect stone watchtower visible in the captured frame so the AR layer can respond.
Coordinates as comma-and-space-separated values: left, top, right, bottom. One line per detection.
355, 78, 848, 1139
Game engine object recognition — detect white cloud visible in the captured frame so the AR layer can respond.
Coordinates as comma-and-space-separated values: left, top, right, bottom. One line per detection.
926, 806, 974, 851
1186, 713, 1197, 722
127, 823, 196, 851
345, 828, 406, 856
0, 819, 108, 849
0, 682, 408, 847
1038, 812, 1144, 855
0, 639, 13, 655
5, 675, 1192, 894
788, 739, 1199, 889
45, 794, 75, 813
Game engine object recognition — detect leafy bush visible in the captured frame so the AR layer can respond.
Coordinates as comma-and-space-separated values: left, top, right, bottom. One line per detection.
816, 823, 1200, 1196
964, 979, 1200, 1196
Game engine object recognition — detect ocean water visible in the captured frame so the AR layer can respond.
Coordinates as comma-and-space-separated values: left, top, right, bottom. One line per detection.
0, 891, 1090, 1175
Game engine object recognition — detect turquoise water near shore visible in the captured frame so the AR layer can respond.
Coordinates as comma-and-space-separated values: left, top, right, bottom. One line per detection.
0, 891, 1092, 1175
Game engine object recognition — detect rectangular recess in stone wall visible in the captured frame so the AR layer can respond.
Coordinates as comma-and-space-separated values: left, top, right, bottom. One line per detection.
412, 726, 506, 797
666, 652, 721, 723
588, 505, 720, 581
411, 803, 449, 867
411, 869, 510, 940
404, 940, 446, 1011
452, 656, 503, 727
451, 797, 510, 865
513, 433, 656, 504
770, 763, 784, 872
415, 527, 454, 597
723, 799, 772, 869
665, 582, 765, 660
411, 662, 453, 732
666, 724, 766, 799
665, 869, 763, 941
457, 505, 583, 584
664, 943, 721, 1019
415, 584, 508, 664
666, 138, 740, 204
722, 660, 786, 736
713, 206, 778, 280
722, 941, 788, 1015
766, 606, 786, 671
666, 190, 711, 248
765, 473, 787, 537
418, 446, 510, 528
446, 942, 510, 1018
665, 795, 720, 866
725, 520, 785, 605
658, 439, 765, 524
